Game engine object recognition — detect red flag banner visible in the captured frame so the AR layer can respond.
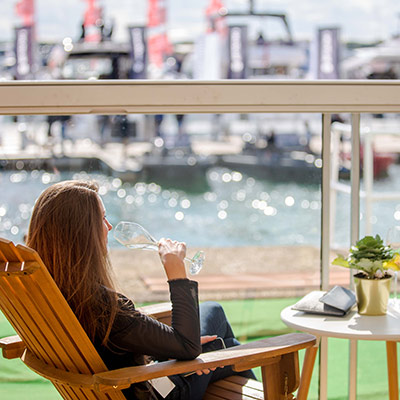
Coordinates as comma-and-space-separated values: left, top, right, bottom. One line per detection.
205, 0, 224, 17
147, 0, 171, 68
15, 0, 34, 26
148, 0, 167, 27
205, 0, 226, 35
83, 0, 102, 42
148, 34, 171, 67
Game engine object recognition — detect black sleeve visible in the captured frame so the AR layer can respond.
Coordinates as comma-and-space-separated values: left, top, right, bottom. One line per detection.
109, 279, 201, 360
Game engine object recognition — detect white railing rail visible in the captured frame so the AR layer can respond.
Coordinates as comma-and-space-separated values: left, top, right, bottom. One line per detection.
0, 80, 400, 115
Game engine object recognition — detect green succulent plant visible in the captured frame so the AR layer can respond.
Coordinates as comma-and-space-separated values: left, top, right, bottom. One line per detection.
332, 234, 400, 279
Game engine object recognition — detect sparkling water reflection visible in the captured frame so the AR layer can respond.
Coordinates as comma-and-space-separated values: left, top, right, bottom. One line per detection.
2, 166, 400, 248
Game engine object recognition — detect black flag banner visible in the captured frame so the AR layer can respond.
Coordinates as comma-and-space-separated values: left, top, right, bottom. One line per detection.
128, 26, 147, 79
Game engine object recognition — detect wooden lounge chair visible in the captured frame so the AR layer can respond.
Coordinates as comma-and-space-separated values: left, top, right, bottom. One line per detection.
0, 238, 318, 399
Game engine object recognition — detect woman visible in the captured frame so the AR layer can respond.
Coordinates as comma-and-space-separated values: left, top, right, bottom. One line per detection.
26, 180, 254, 400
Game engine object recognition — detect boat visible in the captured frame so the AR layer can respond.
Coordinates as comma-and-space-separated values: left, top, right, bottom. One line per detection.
61, 41, 132, 80
331, 121, 397, 180
219, 133, 322, 184
139, 135, 217, 190
341, 37, 400, 79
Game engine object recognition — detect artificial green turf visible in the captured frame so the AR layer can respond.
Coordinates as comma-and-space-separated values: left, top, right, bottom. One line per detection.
219, 298, 397, 400
0, 382, 58, 400
0, 298, 397, 399
0, 313, 58, 399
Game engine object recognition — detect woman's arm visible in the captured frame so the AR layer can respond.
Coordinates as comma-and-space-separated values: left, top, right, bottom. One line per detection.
110, 280, 201, 360
107, 239, 201, 360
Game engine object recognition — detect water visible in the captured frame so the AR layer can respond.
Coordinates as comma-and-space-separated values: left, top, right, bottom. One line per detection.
2, 165, 400, 249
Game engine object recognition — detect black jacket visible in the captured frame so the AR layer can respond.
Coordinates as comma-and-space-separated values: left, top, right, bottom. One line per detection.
95, 279, 201, 399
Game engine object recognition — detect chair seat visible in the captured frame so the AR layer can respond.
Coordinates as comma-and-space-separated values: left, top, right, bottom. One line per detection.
204, 376, 264, 400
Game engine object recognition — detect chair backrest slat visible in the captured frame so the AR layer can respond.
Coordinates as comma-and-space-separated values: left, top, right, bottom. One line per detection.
18, 244, 110, 371
0, 241, 96, 372
0, 239, 23, 263
56, 384, 80, 400
0, 276, 60, 365
2, 273, 80, 369
0, 238, 126, 400
0, 250, 51, 361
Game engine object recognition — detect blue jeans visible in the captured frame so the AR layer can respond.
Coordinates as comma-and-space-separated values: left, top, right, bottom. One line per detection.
168, 301, 256, 400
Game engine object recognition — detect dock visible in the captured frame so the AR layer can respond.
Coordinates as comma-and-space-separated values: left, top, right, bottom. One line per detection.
3, 117, 400, 184
0, 120, 244, 181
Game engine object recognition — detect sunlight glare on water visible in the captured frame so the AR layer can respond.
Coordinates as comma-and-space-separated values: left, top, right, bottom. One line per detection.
0, 168, 322, 247
2, 165, 400, 248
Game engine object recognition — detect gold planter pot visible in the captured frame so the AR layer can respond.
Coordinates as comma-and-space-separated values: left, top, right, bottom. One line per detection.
354, 275, 392, 315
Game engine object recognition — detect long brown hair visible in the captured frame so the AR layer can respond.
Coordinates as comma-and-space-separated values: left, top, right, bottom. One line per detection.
26, 180, 118, 345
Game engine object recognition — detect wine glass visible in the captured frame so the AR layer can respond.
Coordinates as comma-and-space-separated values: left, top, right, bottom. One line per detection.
113, 221, 204, 275
386, 226, 400, 309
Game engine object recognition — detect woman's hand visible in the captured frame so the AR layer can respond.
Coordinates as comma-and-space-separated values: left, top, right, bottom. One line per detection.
194, 335, 220, 376
158, 238, 187, 280
184, 336, 226, 376
201, 335, 218, 345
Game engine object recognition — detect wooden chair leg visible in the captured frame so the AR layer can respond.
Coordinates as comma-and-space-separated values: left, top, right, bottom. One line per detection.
279, 352, 300, 395
260, 353, 300, 400
296, 345, 318, 400
261, 359, 282, 400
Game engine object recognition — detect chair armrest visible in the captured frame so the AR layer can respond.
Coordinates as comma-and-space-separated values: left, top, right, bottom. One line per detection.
137, 302, 172, 325
0, 335, 26, 359
94, 333, 316, 391
21, 350, 95, 389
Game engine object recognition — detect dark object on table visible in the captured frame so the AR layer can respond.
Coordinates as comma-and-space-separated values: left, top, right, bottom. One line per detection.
292, 286, 356, 316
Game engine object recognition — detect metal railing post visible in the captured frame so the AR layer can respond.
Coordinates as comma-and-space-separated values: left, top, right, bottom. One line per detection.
319, 112, 332, 400
321, 113, 332, 292
330, 125, 340, 247
364, 131, 374, 235
349, 112, 361, 400
351, 113, 361, 258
